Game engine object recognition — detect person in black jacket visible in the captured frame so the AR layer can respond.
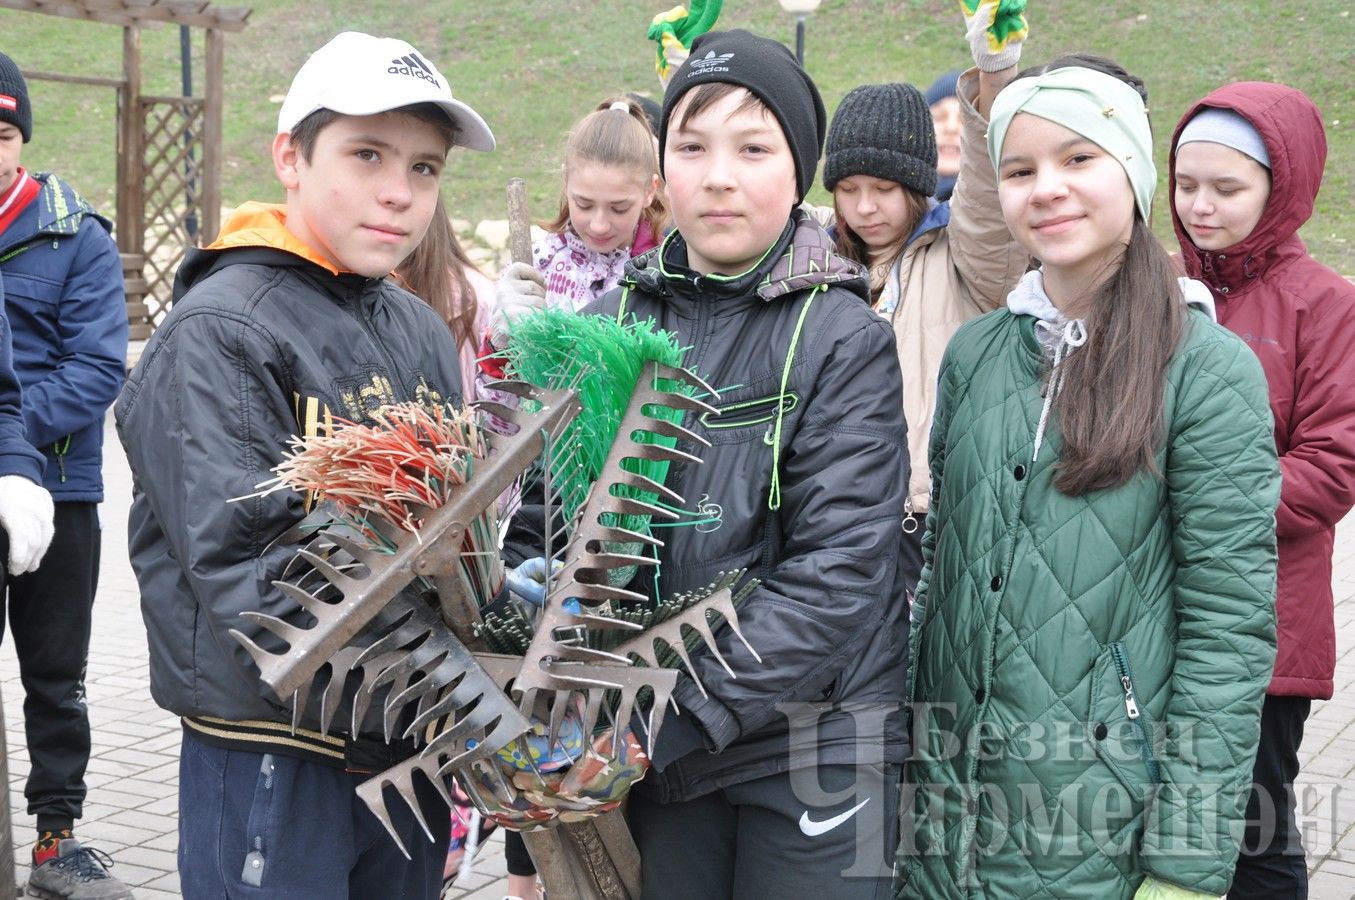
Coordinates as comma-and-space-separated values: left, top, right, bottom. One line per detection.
115, 32, 495, 899
497, 29, 911, 899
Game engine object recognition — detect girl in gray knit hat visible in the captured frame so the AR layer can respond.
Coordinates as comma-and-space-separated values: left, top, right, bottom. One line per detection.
819, 0, 1032, 595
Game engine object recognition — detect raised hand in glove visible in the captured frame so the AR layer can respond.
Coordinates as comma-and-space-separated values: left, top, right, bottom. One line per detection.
489, 262, 547, 351
505, 556, 580, 614
648, 1, 723, 88
0, 474, 54, 576
961, 0, 1029, 72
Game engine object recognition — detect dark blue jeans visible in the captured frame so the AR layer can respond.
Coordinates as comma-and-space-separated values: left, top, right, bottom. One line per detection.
177, 728, 450, 899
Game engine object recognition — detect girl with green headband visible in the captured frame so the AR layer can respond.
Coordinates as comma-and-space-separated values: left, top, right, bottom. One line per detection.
898, 56, 1280, 900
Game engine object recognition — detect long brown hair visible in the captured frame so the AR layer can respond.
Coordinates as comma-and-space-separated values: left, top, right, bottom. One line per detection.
1048, 218, 1184, 495
1009, 56, 1184, 495
544, 96, 668, 243
831, 187, 930, 302
396, 193, 480, 353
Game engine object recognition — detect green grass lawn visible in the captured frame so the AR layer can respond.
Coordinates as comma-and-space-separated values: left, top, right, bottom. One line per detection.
4, 0, 1353, 271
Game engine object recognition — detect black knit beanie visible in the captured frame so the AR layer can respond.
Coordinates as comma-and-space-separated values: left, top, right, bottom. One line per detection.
823, 83, 937, 196
659, 29, 826, 201
0, 52, 31, 143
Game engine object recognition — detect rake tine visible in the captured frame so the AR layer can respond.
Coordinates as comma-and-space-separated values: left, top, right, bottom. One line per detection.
624, 417, 698, 444
668, 640, 705, 696
715, 605, 763, 664
293, 549, 357, 591
546, 691, 570, 752
382, 669, 416, 741
352, 784, 411, 860
582, 688, 605, 740
610, 470, 685, 507
316, 529, 381, 567
611, 686, 638, 758
601, 496, 679, 520
236, 612, 309, 648
273, 581, 331, 617
229, 628, 281, 673
289, 681, 311, 734
692, 614, 738, 679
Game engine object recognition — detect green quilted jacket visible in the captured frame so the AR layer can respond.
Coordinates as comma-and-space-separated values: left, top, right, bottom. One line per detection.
896, 303, 1279, 899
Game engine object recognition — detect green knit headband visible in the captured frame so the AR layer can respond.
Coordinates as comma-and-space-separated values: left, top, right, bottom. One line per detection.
987, 66, 1156, 219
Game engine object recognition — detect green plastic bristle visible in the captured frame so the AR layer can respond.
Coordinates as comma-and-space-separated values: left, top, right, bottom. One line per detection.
503, 308, 691, 537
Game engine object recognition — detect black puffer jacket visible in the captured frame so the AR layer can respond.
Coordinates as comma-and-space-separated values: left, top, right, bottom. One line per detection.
115, 205, 463, 752
593, 210, 911, 802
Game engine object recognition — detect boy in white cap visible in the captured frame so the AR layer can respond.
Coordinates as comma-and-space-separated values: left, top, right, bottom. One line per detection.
115, 32, 493, 897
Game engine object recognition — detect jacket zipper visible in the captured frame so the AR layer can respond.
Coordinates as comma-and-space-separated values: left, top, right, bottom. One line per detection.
1109, 641, 1160, 782
346, 282, 411, 403
0, 241, 36, 265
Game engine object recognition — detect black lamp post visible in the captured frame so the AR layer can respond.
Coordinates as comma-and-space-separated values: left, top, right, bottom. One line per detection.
778, 0, 823, 66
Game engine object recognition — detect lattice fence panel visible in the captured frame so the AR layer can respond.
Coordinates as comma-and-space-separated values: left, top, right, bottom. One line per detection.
139, 97, 206, 326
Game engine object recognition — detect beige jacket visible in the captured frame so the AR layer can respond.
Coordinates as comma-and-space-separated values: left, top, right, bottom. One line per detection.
889, 68, 1028, 515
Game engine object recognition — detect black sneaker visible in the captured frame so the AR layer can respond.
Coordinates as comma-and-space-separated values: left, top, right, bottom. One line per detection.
25, 839, 134, 900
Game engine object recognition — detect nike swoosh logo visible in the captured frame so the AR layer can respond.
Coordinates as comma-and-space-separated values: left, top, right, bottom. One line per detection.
798, 798, 870, 837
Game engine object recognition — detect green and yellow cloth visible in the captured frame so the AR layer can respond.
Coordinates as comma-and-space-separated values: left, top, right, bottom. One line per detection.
647, 0, 723, 85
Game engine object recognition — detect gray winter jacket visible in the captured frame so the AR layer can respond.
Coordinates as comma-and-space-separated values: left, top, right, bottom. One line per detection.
593, 210, 911, 802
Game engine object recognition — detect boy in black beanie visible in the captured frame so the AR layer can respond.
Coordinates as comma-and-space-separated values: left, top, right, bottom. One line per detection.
595, 28, 910, 898
0, 51, 132, 900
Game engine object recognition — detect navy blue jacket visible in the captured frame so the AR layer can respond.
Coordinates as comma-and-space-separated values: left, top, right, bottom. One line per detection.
1, 173, 127, 501
0, 307, 42, 482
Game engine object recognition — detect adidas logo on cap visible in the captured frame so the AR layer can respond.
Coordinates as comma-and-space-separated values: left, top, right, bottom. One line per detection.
388, 53, 440, 88
686, 50, 734, 77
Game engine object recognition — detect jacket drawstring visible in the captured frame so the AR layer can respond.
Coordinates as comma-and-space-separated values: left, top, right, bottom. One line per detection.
52, 435, 70, 483
1031, 319, 1086, 464
767, 285, 822, 511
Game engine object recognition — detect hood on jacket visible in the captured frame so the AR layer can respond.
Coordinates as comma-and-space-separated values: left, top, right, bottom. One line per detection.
173, 202, 345, 301
624, 207, 870, 305
1169, 82, 1326, 293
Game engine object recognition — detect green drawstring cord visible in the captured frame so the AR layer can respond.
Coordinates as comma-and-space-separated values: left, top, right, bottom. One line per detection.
766, 285, 821, 511
52, 436, 71, 483
616, 263, 819, 510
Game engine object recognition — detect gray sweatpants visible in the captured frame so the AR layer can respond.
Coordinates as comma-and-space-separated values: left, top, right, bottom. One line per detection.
629, 763, 901, 899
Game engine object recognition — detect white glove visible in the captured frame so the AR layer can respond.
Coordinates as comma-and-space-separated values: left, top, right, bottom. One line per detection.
963, 0, 1028, 73
0, 474, 55, 576
490, 262, 547, 350
659, 40, 690, 89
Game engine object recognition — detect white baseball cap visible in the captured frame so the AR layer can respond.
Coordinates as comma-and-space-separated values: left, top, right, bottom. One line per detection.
277, 32, 495, 152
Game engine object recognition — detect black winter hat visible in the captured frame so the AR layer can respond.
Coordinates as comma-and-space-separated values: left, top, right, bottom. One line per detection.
659, 29, 826, 201
823, 83, 937, 197
0, 52, 31, 143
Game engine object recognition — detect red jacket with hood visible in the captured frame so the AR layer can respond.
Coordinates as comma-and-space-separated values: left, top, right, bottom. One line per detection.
1170, 82, 1355, 700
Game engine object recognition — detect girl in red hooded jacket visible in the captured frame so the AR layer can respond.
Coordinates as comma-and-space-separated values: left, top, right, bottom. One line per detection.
1170, 82, 1355, 900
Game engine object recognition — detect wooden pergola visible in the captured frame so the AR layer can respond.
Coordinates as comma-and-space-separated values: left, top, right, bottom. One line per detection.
3, 0, 251, 340
0, 4, 248, 890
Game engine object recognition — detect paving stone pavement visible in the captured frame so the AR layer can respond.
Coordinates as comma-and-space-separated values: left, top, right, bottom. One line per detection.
3, 413, 1355, 898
